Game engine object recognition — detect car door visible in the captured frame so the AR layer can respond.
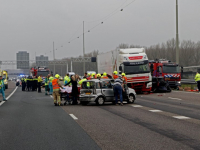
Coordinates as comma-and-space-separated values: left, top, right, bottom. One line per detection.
101, 81, 114, 101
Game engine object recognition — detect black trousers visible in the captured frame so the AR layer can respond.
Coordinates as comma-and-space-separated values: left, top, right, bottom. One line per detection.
22, 82, 25, 91
38, 82, 41, 92
197, 81, 200, 91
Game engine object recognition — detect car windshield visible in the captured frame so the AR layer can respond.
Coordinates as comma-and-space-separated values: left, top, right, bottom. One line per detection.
124, 64, 150, 75
163, 66, 180, 73
38, 71, 49, 77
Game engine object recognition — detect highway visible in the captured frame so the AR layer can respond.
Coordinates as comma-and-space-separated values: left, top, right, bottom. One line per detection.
1, 82, 200, 150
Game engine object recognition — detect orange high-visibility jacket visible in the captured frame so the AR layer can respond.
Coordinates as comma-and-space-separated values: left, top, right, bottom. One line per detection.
52, 79, 60, 89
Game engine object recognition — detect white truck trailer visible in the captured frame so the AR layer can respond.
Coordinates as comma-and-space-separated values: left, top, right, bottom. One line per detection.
97, 48, 152, 92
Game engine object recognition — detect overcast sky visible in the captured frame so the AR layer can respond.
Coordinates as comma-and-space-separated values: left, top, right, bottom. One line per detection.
0, 0, 200, 61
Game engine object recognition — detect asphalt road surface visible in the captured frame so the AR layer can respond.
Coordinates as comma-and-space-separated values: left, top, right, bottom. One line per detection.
1, 85, 200, 150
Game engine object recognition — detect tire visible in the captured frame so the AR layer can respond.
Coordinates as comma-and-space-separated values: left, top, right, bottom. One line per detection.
128, 94, 135, 103
96, 96, 105, 105
80, 101, 89, 106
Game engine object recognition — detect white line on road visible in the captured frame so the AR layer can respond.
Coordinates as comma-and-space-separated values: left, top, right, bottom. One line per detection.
131, 105, 143, 108
50, 95, 53, 98
168, 97, 182, 100
6, 86, 18, 100
0, 86, 18, 106
69, 114, 78, 120
0, 101, 5, 106
173, 116, 190, 119
149, 110, 163, 112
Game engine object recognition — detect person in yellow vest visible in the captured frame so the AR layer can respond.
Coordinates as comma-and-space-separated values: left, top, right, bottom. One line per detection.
45, 75, 49, 95
122, 73, 127, 84
113, 71, 118, 79
194, 72, 200, 92
0, 75, 6, 101
33, 76, 38, 91
78, 77, 87, 86
52, 74, 63, 106
48, 74, 54, 95
38, 75, 43, 93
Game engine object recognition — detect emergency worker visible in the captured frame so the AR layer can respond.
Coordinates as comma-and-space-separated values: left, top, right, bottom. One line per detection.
21, 76, 26, 91
33, 76, 38, 91
122, 73, 127, 84
52, 74, 63, 106
26, 76, 31, 91
113, 71, 118, 79
38, 75, 43, 93
91, 73, 96, 78
101, 72, 109, 79
64, 73, 70, 85
78, 76, 87, 87
48, 74, 54, 95
0, 75, 6, 101
45, 75, 49, 95
194, 72, 200, 92
97, 74, 101, 79
87, 73, 91, 80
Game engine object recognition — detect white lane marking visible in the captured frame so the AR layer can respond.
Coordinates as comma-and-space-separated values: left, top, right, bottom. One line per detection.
6, 86, 18, 100
69, 114, 78, 120
173, 116, 190, 119
168, 97, 182, 100
0, 86, 18, 106
149, 110, 163, 112
50, 95, 53, 98
0, 101, 6, 106
131, 105, 143, 107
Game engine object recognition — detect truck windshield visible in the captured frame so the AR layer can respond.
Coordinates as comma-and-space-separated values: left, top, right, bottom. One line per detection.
124, 64, 150, 74
38, 71, 49, 77
163, 66, 180, 73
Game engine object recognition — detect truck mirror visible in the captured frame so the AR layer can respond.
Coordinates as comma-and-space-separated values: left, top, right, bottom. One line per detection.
119, 66, 122, 71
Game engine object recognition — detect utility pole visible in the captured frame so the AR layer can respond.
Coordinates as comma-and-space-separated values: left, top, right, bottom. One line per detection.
53, 42, 55, 75
83, 21, 85, 75
176, 0, 179, 64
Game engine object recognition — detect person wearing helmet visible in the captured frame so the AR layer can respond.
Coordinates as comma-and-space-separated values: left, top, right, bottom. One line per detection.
91, 73, 96, 78
96, 73, 101, 79
113, 71, 118, 79
87, 73, 91, 80
52, 74, 63, 106
101, 72, 108, 79
122, 73, 127, 84
37, 74, 43, 93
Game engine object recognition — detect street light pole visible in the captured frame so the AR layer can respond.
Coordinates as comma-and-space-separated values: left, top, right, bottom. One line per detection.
176, 0, 179, 64
53, 41, 55, 75
83, 21, 85, 75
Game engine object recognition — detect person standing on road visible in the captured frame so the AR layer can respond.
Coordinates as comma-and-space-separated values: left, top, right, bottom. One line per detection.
65, 75, 80, 105
21, 76, 26, 91
101, 72, 109, 79
113, 75, 124, 106
195, 72, 200, 92
38, 75, 43, 93
0, 75, 7, 101
48, 74, 54, 95
52, 74, 63, 106
122, 73, 127, 84
45, 75, 49, 95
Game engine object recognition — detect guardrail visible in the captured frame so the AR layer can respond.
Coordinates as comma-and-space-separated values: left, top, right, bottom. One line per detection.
181, 79, 196, 84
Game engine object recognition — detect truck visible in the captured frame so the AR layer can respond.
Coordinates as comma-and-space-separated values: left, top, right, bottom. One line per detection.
97, 48, 152, 93
30, 67, 51, 77
149, 59, 181, 90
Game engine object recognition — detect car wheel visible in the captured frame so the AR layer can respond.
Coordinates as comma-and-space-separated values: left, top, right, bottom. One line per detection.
96, 96, 105, 105
80, 101, 89, 105
128, 94, 135, 103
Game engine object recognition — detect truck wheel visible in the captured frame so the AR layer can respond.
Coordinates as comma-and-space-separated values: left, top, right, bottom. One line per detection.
128, 94, 135, 103
80, 101, 89, 105
96, 96, 105, 105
